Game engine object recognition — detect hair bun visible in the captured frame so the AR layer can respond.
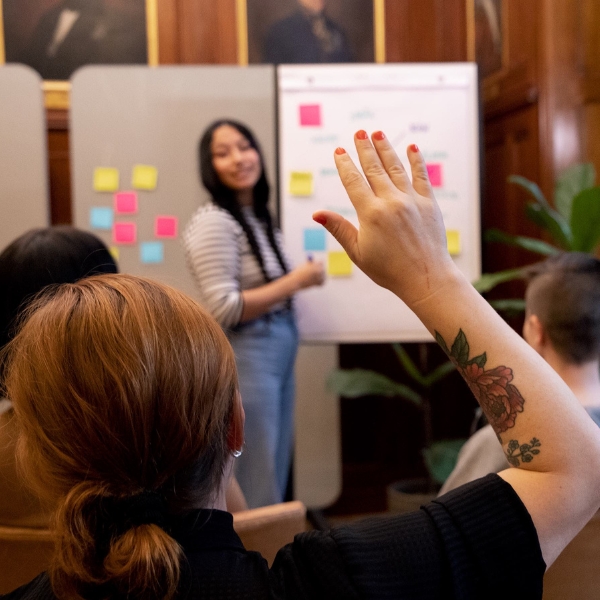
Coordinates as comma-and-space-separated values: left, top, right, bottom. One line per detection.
106, 490, 168, 531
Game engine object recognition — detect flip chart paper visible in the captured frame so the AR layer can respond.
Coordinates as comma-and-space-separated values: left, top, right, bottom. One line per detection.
426, 163, 443, 187
93, 168, 119, 192
140, 241, 164, 264
155, 216, 178, 238
289, 172, 314, 196
113, 222, 136, 244
328, 251, 352, 276
132, 164, 158, 190
299, 104, 322, 126
446, 230, 461, 255
304, 228, 326, 251
90, 206, 113, 230
114, 191, 138, 214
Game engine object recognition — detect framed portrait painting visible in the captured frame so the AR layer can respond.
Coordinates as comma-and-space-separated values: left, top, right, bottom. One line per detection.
238, 0, 385, 65
0, 0, 158, 108
469, 0, 504, 79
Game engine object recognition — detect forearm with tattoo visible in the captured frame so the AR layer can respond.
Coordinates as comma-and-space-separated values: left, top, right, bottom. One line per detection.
436, 329, 541, 466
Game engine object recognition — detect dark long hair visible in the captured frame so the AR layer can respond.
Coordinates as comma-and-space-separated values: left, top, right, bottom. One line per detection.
0, 226, 118, 352
198, 120, 288, 282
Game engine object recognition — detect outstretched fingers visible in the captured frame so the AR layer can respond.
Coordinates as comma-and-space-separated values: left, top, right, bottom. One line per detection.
333, 146, 375, 213
312, 210, 359, 261
370, 131, 413, 192
354, 130, 399, 197
406, 144, 434, 198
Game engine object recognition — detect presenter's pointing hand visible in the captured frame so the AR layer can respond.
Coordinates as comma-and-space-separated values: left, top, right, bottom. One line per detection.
313, 130, 458, 309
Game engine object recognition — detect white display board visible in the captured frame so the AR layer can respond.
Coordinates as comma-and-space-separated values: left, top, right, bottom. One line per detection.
0, 65, 49, 252
279, 63, 481, 343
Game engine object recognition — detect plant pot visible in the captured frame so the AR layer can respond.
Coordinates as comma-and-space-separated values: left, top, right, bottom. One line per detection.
387, 478, 438, 514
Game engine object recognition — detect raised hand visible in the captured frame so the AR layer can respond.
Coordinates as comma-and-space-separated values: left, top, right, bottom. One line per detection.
313, 130, 459, 309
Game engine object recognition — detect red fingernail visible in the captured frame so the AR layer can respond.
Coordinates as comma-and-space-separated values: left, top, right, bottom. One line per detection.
410, 144, 419, 153
335, 147, 346, 155
313, 214, 327, 226
356, 130, 368, 140
373, 131, 385, 141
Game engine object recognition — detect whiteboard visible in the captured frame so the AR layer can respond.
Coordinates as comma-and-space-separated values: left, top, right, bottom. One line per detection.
0, 65, 49, 252
278, 64, 481, 343
70, 65, 276, 298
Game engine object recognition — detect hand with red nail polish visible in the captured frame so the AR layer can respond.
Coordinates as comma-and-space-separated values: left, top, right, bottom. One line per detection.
313, 132, 458, 309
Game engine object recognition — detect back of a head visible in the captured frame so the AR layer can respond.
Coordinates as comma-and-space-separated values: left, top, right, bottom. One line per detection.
525, 252, 600, 364
3, 274, 238, 599
0, 226, 118, 351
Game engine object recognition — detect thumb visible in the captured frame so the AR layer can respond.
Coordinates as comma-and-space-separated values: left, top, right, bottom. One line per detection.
312, 210, 359, 260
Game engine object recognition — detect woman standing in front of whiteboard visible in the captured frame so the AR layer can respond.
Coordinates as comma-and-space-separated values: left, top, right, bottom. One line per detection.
183, 120, 325, 508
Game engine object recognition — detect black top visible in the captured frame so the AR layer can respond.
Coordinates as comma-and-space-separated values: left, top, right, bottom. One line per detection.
2, 474, 545, 599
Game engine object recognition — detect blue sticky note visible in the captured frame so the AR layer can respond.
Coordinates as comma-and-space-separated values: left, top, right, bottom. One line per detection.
140, 241, 164, 264
90, 207, 113, 230
303, 228, 326, 251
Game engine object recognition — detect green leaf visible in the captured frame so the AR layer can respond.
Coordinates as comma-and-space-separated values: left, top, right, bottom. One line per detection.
326, 369, 422, 405
472, 268, 527, 293
422, 361, 456, 388
555, 163, 596, 221
484, 228, 561, 256
435, 331, 451, 356
489, 299, 527, 315
450, 329, 469, 367
392, 343, 426, 386
422, 439, 467, 485
467, 353, 487, 369
508, 175, 552, 209
570, 187, 600, 252
524, 203, 572, 249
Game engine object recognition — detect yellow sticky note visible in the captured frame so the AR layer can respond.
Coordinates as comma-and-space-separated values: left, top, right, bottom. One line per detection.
93, 167, 119, 192
109, 246, 120, 263
328, 251, 353, 276
289, 171, 314, 196
132, 164, 158, 190
446, 230, 461, 255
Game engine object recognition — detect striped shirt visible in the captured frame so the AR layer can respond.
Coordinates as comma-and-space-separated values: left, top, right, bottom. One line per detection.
183, 203, 288, 329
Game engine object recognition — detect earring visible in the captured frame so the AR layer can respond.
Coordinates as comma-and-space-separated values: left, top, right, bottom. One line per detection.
232, 449, 243, 458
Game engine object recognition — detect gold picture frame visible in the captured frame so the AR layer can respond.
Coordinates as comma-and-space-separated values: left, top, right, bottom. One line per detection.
0, 0, 159, 110
237, 0, 386, 66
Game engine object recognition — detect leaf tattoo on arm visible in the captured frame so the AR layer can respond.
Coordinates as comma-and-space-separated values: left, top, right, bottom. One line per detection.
505, 438, 541, 467
435, 329, 525, 434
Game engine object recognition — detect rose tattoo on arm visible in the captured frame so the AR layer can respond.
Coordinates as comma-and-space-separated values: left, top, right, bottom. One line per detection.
436, 329, 541, 466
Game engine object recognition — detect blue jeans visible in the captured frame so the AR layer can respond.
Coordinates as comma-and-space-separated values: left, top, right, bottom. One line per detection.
228, 311, 298, 508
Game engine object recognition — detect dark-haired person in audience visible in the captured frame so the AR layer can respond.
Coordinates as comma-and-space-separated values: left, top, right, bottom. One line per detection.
0, 227, 118, 528
4, 133, 600, 598
440, 252, 600, 494
0, 227, 247, 526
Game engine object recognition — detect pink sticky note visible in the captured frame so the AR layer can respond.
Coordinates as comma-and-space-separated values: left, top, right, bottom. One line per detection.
114, 191, 138, 214
113, 222, 137, 244
299, 104, 322, 127
426, 163, 443, 187
155, 216, 178, 238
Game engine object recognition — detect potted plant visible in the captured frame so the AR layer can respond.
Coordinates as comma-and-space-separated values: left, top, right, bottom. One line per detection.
327, 343, 466, 513
475, 163, 600, 303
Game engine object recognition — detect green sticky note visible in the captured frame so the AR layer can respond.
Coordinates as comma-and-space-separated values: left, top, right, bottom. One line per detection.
289, 171, 314, 196
446, 230, 461, 255
93, 167, 119, 192
132, 164, 158, 190
328, 251, 352, 276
